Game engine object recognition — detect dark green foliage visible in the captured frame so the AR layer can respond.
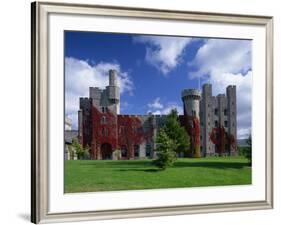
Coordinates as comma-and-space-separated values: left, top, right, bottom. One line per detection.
153, 129, 177, 170
238, 135, 252, 166
244, 135, 252, 166
163, 109, 190, 155
238, 146, 248, 156
71, 138, 90, 160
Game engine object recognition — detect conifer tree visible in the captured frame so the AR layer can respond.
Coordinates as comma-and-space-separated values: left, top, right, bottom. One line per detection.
154, 129, 177, 170
163, 109, 190, 156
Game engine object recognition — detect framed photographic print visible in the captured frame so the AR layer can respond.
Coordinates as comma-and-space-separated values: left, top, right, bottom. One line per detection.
31, 1, 273, 224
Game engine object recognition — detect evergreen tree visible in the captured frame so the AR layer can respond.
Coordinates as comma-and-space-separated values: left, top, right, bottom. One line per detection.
154, 129, 177, 170
163, 109, 190, 156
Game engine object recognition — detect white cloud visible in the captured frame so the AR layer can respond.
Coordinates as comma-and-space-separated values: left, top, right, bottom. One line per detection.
147, 98, 183, 115
190, 39, 252, 139
134, 36, 192, 74
65, 57, 133, 129
147, 97, 163, 109
190, 39, 251, 79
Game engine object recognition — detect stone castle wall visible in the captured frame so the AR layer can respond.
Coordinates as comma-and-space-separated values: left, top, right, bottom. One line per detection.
78, 70, 237, 159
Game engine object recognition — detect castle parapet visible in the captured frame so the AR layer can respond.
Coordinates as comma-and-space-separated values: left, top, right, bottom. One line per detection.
181, 89, 201, 100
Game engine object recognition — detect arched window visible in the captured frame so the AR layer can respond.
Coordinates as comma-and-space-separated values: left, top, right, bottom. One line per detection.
121, 145, 128, 158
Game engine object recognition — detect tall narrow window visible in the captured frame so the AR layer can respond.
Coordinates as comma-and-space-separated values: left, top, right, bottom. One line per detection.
119, 126, 124, 134
121, 145, 127, 158
101, 116, 107, 124
215, 120, 218, 127
215, 108, 218, 115
224, 109, 227, 115
146, 144, 151, 157
224, 121, 228, 127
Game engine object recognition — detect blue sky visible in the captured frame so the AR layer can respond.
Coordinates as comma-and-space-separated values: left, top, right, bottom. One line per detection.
65, 31, 252, 139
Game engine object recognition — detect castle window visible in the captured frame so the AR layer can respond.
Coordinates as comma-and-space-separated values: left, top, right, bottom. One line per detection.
215, 108, 218, 115
119, 126, 125, 134
101, 116, 107, 124
146, 144, 151, 157
215, 120, 218, 127
224, 121, 228, 127
101, 128, 109, 136
224, 109, 227, 115
121, 145, 128, 158
101, 107, 108, 113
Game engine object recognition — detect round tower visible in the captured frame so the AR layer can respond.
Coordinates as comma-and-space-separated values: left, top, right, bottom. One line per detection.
181, 89, 201, 158
181, 89, 201, 117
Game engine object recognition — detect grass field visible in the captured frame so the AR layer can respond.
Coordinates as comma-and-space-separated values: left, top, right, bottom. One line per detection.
64, 157, 251, 193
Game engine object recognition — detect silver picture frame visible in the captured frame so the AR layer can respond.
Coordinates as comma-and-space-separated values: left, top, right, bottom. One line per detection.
31, 1, 273, 223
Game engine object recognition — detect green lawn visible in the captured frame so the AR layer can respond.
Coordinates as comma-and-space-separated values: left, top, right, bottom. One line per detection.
64, 157, 251, 193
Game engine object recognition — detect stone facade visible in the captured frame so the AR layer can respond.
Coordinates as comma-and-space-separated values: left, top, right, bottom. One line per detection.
200, 84, 237, 156
78, 70, 237, 160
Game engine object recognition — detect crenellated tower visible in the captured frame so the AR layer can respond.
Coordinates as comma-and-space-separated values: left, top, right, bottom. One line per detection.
181, 89, 201, 157
227, 85, 237, 154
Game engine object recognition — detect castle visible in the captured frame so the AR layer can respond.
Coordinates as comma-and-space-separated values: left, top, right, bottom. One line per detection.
78, 70, 237, 160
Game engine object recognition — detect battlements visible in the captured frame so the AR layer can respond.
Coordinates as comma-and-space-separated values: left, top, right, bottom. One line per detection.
217, 94, 226, 98
227, 85, 236, 89
181, 89, 201, 100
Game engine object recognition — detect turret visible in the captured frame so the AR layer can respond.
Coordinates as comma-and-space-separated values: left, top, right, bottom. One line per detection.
181, 89, 201, 117
181, 89, 201, 158
109, 69, 118, 86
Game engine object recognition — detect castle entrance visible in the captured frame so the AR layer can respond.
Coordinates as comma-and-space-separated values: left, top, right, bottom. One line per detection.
101, 143, 112, 160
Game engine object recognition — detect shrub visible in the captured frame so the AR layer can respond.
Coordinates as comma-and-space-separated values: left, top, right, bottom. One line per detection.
71, 138, 90, 160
